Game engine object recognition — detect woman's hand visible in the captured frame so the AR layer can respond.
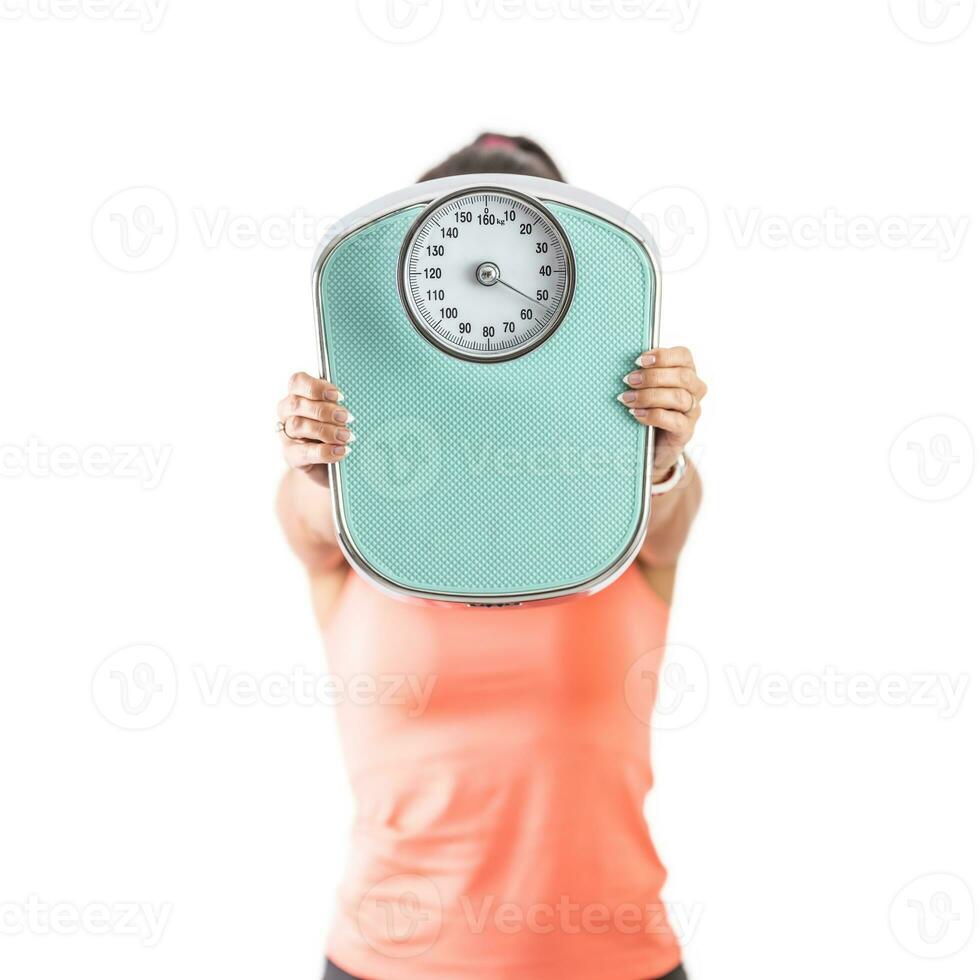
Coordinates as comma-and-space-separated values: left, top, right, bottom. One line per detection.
278, 372, 354, 489
618, 346, 707, 483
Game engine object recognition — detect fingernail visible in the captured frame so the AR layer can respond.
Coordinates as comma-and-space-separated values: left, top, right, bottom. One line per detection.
635, 354, 656, 367
327, 390, 343, 402
331, 445, 349, 457
338, 428, 354, 443
624, 372, 643, 386
333, 408, 350, 423
629, 408, 649, 418
617, 391, 638, 405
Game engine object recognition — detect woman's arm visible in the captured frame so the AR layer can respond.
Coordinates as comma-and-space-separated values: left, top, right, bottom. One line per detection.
276, 468, 344, 573
617, 346, 708, 571
276, 372, 354, 573
639, 462, 702, 568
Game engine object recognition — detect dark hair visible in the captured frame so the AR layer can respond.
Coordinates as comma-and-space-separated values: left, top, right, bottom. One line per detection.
419, 132, 565, 183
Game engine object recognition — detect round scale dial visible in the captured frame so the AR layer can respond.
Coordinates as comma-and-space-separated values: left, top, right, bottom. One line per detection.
399, 188, 575, 362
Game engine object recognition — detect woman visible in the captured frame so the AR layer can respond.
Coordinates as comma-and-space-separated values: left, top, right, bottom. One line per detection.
277, 134, 708, 980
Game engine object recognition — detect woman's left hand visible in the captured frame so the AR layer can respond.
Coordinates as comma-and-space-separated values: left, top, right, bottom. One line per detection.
618, 346, 707, 482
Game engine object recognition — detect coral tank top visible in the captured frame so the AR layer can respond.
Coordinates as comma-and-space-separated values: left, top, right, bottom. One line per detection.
322, 563, 681, 980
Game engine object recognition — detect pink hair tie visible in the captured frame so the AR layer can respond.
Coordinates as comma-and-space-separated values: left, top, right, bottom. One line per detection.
478, 135, 518, 151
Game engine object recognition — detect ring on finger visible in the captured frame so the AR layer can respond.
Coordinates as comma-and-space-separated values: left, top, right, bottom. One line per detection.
276, 418, 288, 436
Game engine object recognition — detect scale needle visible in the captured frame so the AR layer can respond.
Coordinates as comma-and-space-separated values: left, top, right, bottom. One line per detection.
495, 277, 547, 310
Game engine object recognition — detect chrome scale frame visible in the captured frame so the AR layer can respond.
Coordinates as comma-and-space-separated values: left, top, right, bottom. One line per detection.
310, 174, 663, 608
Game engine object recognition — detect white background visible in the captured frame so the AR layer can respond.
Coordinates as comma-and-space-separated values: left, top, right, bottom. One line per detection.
1, 1, 978, 978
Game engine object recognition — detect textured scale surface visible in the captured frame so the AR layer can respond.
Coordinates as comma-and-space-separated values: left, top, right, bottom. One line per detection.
317, 203, 655, 599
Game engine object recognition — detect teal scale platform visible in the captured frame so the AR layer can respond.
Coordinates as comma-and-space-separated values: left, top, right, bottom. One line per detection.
315, 186, 658, 605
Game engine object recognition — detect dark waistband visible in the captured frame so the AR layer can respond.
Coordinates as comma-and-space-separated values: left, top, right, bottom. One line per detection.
324, 959, 688, 980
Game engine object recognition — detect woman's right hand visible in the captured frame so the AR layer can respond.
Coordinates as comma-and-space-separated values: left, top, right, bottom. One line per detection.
278, 372, 354, 489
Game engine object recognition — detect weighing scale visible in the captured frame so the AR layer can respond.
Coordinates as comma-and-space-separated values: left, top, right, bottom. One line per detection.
312, 174, 662, 607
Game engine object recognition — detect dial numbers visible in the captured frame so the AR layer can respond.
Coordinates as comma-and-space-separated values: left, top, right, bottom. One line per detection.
399, 189, 575, 362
